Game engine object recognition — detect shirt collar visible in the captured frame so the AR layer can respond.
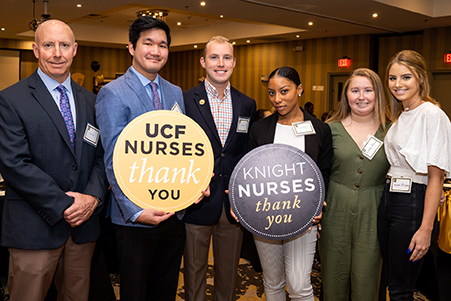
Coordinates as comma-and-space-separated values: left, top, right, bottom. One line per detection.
204, 78, 231, 98
37, 68, 73, 95
131, 66, 161, 88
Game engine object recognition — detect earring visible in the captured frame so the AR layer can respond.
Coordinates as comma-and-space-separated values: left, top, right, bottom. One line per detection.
298, 94, 301, 97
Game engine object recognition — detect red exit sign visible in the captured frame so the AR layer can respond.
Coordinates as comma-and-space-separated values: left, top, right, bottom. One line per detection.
338, 58, 351, 67
445, 53, 451, 63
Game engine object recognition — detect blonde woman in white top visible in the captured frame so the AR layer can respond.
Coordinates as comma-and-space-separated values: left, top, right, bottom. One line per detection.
377, 50, 451, 301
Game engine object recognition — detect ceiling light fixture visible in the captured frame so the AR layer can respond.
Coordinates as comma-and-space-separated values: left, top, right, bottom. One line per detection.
246, 40, 250, 43
308, 22, 313, 26
29, 0, 51, 31
1, 28, 5, 31
77, 4, 82, 8
372, 13, 378, 18
200, 2, 206, 6
177, 22, 181, 25
220, 15, 224, 18
137, 9, 169, 21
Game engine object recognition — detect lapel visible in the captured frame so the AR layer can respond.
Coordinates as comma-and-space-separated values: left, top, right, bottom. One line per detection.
124, 68, 154, 112
29, 72, 76, 158
193, 83, 222, 146
223, 87, 242, 150
302, 108, 315, 157
72, 80, 87, 163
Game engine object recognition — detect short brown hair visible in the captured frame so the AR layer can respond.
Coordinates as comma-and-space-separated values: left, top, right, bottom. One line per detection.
203, 36, 234, 58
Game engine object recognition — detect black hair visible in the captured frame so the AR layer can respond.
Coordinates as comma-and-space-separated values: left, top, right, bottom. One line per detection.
268, 66, 301, 86
129, 16, 171, 49
304, 102, 314, 109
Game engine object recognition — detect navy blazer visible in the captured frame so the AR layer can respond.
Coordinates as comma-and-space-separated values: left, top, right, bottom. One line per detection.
183, 82, 256, 225
248, 110, 332, 189
0, 71, 109, 249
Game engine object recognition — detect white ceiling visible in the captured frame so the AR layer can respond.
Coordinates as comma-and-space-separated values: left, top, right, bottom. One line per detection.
1, 0, 451, 51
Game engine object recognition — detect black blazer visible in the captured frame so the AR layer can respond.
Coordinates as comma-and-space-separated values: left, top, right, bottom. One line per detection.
248, 109, 332, 188
0, 71, 109, 249
183, 82, 256, 225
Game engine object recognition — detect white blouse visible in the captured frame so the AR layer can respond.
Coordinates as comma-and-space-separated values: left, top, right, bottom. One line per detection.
274, 123, 306, 152
385, 102, 451, 184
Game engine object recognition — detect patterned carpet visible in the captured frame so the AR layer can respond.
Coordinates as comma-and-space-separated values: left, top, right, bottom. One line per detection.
110, 249, 430, 301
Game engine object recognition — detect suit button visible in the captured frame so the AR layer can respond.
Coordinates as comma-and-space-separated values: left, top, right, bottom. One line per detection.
221, 153, 225, 157
72, 164, 77, 170
358, 169, 362, 174
359, 155, 364, 160
355, 183, 360, 188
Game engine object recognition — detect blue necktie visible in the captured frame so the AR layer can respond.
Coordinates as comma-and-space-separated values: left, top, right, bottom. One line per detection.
56, 85, 76, 150
149, 82, 163, 110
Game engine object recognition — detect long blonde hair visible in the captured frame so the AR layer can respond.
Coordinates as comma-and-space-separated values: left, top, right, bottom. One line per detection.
386, 50, 438, 120
327, 68, 391, 129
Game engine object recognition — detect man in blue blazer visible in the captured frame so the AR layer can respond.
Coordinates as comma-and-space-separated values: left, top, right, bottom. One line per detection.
96, 17, 187, 301
0, 20, 108, 300
183, 36, 256, 301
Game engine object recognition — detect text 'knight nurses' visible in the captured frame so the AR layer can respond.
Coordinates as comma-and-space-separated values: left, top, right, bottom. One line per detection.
229, 144, 324, 240
113, 111, 214, 212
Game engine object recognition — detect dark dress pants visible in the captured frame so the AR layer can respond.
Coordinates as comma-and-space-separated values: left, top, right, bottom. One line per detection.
115, 216, 185, 301
377, 178, 427, 301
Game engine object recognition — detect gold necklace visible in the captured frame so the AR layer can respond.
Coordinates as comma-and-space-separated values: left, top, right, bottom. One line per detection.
404, 95, 421, 111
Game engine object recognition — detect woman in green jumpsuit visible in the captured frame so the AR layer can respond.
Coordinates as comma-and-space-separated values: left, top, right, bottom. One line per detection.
319, 68, 391, 300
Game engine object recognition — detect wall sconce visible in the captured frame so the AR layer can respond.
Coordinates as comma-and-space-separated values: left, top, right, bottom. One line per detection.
293, 46, 304, 52
198, 76, 205, 82
261, 75, 269, 82
338, 56, 351, 68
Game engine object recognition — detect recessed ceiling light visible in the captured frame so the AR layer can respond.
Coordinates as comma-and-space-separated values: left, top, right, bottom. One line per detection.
372, 13, 378, 18
232, 42, 236, 45
246, 40, 250, 43
200, 1, 206, 6
77, 4, 82, 8
308, 22, 313, 26
296, 35, 300, 38
220, 15, 224, 18
177, 22, 181, 26
194, 45, 198, 48
1, 28, 5, 31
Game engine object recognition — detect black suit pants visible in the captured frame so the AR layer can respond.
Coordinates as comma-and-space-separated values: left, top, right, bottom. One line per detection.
114, 216, 185, 301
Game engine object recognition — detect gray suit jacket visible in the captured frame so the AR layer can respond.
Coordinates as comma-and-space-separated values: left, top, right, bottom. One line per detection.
0, 71, 109, 249
96, 67, 184, 227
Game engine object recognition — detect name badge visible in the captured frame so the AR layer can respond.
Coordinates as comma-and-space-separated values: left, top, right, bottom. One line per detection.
84, 123, 99, 147
171, 102, 183, 113
360, 135, 383, 160
292, 120, 316, 136
389, 177, 412, 193
237, 117, 250, 133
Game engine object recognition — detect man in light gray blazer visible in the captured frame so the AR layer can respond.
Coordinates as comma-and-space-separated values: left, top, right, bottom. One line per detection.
96, 16, 186, 301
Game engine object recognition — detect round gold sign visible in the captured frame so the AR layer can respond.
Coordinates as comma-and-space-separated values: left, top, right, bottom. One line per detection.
113, 110, 214, 211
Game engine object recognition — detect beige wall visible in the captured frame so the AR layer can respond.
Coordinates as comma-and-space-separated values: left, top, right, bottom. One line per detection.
161, 35, 374, 115
2, 26, 451, 111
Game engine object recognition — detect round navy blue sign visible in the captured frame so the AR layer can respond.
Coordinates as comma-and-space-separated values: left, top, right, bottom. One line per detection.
229, 144, 324, 240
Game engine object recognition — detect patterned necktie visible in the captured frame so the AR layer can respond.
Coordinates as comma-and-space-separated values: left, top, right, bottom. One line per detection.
149, 82, 163, 110
56, 85, 76, 150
